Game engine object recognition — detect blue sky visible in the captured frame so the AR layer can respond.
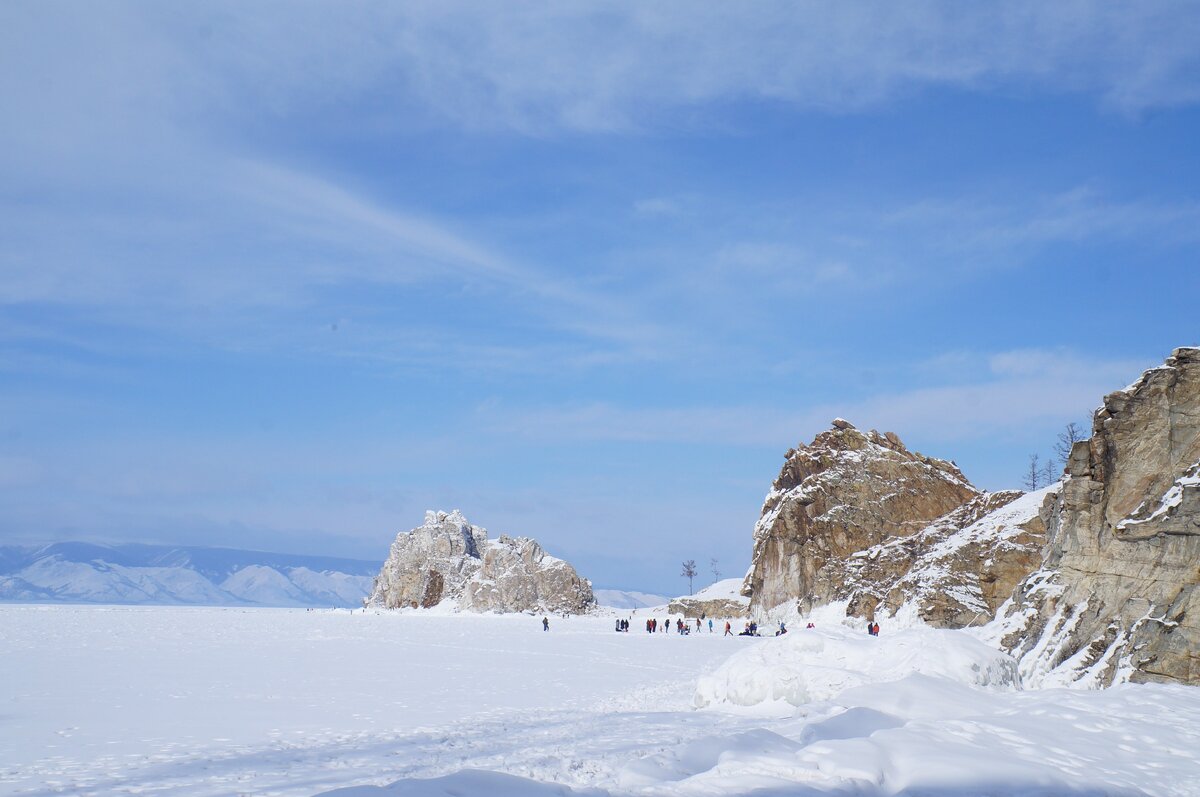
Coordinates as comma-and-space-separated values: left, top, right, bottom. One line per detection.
2, 3, 1200, 594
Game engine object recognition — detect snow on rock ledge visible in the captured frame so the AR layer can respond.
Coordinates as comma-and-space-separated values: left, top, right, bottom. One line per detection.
694, 624, 1018, 711
667, 578, 749, 618
366, 510, 595, 615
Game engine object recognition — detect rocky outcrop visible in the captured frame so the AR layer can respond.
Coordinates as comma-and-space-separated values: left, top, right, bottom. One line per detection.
839, 486, 1054, 626
992, 347, 1200, 687
367, 510, 595, 614
745, 420, 980, 617
667, 578, 749, 619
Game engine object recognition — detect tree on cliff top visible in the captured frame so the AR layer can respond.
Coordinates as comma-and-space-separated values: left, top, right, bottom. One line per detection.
1055, 421, 1087, 467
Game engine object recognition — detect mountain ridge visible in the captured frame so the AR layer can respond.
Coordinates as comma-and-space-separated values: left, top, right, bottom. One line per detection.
0, 541, 380, 607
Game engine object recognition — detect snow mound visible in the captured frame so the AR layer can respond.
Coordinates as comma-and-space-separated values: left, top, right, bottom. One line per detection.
694, 623, 1018, 711
686, 577, 745, 602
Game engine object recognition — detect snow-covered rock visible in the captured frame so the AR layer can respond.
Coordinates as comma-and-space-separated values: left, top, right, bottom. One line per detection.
992, 347, 1200, 686
667, 578, 748, 618
835, 485, 1056, 626
367, 510, 595, 614
694, 623, 1019, 711
744, 421, 980, 617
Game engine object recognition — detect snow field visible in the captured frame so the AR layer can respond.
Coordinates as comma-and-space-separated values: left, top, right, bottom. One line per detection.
0, 605, 740, 796
2, 605, 1199, 796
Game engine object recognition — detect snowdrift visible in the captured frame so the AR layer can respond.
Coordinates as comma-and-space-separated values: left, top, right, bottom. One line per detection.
694, 622, 1019, 711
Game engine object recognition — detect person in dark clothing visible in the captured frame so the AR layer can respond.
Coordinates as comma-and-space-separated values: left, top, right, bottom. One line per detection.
543, 617, 549, 631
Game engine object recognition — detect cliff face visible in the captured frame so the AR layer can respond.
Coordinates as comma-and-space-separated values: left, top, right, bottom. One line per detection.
367, 510, 595, 614
745, 420, 980, 617
839, 486, 1054, 627
993, 347, 1200, 687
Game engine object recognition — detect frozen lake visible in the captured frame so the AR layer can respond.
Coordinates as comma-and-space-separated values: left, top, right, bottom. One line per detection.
2, 605, 1199, 796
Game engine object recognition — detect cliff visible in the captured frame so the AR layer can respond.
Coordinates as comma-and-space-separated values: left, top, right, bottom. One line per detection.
838, 486, 1054, 626
991, 347, 1200, 686
744, 419, 980, 617
366, 510, 595, 614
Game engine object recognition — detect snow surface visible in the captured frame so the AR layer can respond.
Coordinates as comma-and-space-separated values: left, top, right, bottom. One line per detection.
683, 577, 747, 602
2, 605, 1199, 797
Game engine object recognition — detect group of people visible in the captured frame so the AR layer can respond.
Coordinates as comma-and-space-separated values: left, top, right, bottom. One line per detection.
636, 616, 720, 634
552, 614, 879, 636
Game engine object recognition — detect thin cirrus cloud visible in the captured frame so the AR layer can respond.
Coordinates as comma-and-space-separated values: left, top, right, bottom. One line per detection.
481, 349, 1145, 449
3, 3, 1200, 152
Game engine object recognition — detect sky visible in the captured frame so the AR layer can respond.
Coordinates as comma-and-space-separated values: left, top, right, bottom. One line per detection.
2, 2, 1200, 595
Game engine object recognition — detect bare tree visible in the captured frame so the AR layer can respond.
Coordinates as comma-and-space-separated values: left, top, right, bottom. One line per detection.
1055, 422, 1087, 467
710, 557, 721, 585
1041, 456, 1058, 488
681, 559, 698, 594
1023, 454, 1042, 491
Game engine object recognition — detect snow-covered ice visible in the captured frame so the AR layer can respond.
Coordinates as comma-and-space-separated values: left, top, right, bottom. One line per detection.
2, 605, 1199, 796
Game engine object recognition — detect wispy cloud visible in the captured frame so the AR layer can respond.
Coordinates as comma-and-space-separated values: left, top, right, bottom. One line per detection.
887, 187, 1200, 253
481, 348, 1146, 449
3, 2, 1198, 155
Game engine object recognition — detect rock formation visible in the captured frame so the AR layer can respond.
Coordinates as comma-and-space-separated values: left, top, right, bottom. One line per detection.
667, 578, 749, 619
745, 420, 980, 617
993, 347, 1200, 686
836, 486, 1054, 626
367, 510, 596, 614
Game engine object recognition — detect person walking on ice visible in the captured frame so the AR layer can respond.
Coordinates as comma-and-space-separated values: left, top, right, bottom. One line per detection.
542, 616, 549, 632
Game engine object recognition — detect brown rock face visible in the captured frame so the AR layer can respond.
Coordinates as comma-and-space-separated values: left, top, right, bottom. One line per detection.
840, 487, 1053, 627
995, 347, 1200, 686
745, 421, 980, 617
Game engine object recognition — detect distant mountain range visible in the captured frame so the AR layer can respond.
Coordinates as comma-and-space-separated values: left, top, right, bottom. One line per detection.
0, 542, 381, 607
592, 588, 670, 609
